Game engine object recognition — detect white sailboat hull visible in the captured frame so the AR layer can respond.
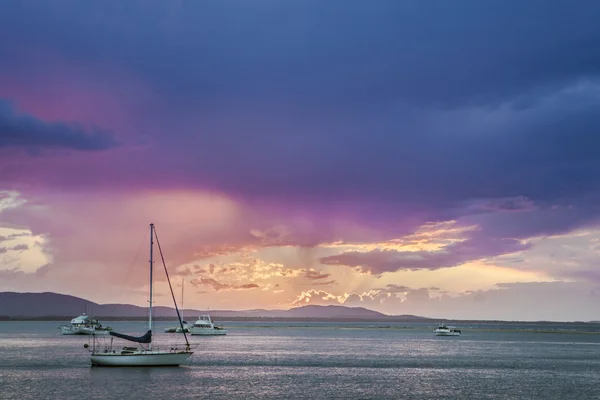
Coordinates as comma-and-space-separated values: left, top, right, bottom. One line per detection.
91, 351, 193, 367
86, 225, 192, 368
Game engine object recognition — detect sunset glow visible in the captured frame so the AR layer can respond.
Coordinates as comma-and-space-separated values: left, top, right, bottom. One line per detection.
2, 1, 600, 321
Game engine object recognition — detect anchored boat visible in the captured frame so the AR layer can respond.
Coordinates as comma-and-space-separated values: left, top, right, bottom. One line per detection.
85, 223, 193, 367
190, 314, 228, 336
434, 323, 461, 336
165, 279, 191, 333
59, 313, 111, 335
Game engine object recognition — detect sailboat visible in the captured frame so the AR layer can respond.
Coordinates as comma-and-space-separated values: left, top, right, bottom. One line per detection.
165, 279, 191, 333
84, 223, 193, 366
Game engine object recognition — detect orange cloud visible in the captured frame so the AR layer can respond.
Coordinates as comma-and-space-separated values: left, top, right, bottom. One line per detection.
190, 277, 259, 292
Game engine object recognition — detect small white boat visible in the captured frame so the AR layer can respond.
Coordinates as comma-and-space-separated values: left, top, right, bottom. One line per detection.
434, 323, 461, 336
190, 314, 228, 336
164, 321, 191, 333
85, 223, 193, 367
59, 313, 111, 335
165, 279, 191, 333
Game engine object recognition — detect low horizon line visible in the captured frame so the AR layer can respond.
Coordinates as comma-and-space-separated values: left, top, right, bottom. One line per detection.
1, 291, 598, 324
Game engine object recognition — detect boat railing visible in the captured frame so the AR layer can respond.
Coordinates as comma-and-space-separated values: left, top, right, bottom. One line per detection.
88, 341, 189, 354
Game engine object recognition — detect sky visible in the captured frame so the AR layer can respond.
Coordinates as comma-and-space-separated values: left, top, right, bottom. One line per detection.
1, 0, 600, 321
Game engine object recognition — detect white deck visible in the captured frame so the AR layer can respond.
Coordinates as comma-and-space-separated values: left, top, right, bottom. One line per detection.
190, 328, 228, 336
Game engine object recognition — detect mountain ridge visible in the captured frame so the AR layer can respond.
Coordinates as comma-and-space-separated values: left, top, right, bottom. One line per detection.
1, 292, 596, 323
0, 291, 430, 321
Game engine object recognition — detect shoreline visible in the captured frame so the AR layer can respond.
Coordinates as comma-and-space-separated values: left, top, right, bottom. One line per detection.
1, 317, 599, 332
0, 316, 598, 324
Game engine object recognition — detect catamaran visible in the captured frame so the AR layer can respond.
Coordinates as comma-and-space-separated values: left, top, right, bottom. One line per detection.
84, 223, 193, 366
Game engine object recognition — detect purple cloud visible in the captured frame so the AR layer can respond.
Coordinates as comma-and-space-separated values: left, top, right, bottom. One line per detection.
0, 100, 118, 151
321, 236, 531, 274
377, 284, 411, 293
0, 268, 24, 280
305, 280, 337, 286
1, 0, 600, 285
0, 1, 599, 218
190, 277, 259, 292
304, 270, 331, 280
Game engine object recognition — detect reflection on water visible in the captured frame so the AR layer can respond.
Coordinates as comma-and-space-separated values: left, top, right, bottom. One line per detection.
1, 321, 600, 399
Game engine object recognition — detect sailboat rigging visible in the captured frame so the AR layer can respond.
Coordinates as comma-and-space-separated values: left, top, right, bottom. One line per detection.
165, 278, 191, 333
85, 223, 193, 366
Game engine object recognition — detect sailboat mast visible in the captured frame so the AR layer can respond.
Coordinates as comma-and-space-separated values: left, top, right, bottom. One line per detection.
149, 223, 154, 350
181, 278, 184, 321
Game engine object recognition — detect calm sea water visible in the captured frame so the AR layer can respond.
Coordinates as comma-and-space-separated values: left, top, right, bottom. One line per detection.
1, 320, 600, 399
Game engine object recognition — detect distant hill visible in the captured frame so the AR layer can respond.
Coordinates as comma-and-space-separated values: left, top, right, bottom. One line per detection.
0, 291, 432, 321
280, 305, 385, 318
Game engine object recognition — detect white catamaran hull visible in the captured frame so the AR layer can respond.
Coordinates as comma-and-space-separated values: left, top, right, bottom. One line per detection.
60, 326, 82, 335
435, 331, 461, 336
190, 328, 227, 336
91, 351, 193, 367
165, 326, 191, 333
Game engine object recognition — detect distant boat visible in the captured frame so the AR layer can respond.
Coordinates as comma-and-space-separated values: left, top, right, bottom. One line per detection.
59, 313, 111, 335
164, 321, 191, 333
165, 279, 191, 333
190, 314, 228, 336
85, 223, 193, 367
434, 323, 461, 336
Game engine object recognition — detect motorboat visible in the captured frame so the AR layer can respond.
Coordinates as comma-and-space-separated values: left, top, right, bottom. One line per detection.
84, 223, 193, 366
190, 314, 228, 336
434, 323, 461, 336
59, 313, 111, 335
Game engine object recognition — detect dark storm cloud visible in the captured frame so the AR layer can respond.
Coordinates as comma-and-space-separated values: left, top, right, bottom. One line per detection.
2, 1, 600, 253
307, 280, 337, 286
3, 1, 599, 109
0, 100, 118, 151
10, 244, 28, 251
477, 197, 537, 213
304, 270, 331, 280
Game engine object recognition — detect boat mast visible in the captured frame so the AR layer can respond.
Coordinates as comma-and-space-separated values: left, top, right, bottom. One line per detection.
154, 226, 190, 349
181, 278, 184, 321
149, 223, 154, 350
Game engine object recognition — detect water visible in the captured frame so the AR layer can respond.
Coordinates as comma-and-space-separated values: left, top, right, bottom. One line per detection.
1, 321, 600, 399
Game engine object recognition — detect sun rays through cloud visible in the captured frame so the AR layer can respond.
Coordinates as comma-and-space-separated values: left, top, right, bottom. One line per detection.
2, 1, 600, 320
